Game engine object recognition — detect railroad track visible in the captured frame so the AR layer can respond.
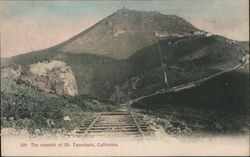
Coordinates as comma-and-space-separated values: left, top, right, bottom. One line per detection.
73, 105, 152, 139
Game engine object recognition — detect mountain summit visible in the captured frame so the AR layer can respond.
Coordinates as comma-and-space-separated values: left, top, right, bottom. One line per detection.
59, 8, 200, 59
108, 7, 198, 33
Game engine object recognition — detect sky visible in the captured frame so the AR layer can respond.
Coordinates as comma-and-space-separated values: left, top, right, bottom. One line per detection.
0, 0, 249, 58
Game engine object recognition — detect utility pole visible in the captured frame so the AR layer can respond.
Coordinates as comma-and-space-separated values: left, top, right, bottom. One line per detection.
155, 37, 170, 89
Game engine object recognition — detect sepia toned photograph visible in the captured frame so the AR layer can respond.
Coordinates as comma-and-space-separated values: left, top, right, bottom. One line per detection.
1, 0, 249, 156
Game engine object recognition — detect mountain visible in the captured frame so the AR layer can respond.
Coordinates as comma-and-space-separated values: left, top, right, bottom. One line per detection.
1, 8, 249, 103
58, 8, 199, 59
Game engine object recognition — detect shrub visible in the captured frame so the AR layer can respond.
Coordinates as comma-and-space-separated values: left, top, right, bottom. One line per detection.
1, 92, 63, 129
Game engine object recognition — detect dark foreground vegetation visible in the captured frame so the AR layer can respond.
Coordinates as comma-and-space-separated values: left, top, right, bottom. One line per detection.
132, 67, 249, 136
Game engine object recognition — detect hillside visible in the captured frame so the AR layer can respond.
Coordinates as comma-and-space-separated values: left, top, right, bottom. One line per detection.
2, 35, 247, 103
128, 35, 247, 95
132, 64, 249, 135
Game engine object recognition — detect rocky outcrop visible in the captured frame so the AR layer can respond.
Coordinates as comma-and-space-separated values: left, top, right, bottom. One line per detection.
18, 60, 78, 96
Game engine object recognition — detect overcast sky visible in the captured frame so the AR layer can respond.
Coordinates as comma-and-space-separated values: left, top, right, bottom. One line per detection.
1, 0, 249, 57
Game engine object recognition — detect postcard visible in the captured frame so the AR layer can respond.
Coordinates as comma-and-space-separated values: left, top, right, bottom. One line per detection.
1, 0, 249, 156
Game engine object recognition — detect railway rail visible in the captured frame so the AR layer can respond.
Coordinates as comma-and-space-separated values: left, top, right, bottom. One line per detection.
73, 105, 151, 139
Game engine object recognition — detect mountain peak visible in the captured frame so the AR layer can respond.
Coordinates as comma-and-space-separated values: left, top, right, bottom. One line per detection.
121, 6, 128, 10
114, 7, 137, 15
107, 8, 198, 35
56, 8, 200, 59
117, 6, 133, 11
114, 7, 161, 16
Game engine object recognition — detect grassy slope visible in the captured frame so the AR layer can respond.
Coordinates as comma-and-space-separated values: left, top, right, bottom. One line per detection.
1, 79, 117, 133
132, 64, 249, 135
